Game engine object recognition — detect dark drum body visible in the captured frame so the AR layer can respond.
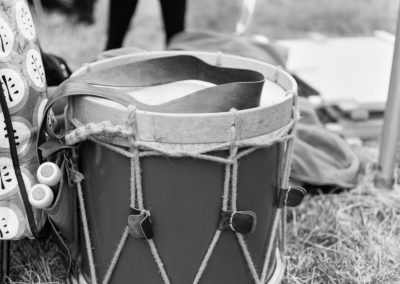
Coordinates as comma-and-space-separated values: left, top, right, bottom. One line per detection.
67, 51, 297, 284
79, 142, 283, 283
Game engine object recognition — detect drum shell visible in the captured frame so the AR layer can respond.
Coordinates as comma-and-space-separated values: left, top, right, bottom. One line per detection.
67, 50, 296, 283
78, 140, 283, 284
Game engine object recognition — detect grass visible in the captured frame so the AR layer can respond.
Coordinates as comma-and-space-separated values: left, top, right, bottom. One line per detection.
285, 157, 400, 283
6, 0, 400, 283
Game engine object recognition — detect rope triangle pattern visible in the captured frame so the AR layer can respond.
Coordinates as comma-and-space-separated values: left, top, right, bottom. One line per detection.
71, 105, 297, 284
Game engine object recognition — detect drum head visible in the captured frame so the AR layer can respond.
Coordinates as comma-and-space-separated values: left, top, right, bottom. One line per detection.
70, 51, 296, 145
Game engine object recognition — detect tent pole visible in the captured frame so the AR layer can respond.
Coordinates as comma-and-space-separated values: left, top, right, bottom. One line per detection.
235, 0, 257, 36
375, 3, 400, 189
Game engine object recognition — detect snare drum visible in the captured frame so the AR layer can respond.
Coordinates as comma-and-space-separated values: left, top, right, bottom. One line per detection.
52, 51, 300, 284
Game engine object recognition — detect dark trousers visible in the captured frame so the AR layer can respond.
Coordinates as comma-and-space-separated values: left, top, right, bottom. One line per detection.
105, 0, 186, 50
74, 0, 96, 23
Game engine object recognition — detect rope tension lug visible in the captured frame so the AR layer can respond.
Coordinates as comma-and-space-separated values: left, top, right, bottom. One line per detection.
128, 207, 154, 239
278, 186, 306, 208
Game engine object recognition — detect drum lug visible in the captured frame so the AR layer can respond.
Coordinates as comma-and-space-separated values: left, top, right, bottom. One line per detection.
278, 186, 306, 207
128, 207, 154, 239
219, 210, 257, 234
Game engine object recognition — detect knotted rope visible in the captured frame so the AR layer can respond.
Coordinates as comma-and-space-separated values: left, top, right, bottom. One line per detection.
70, 104, 298, 284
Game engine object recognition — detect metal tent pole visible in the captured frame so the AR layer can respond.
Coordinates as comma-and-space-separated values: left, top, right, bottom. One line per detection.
375, 3, 400, 189
235, 0, 257, 36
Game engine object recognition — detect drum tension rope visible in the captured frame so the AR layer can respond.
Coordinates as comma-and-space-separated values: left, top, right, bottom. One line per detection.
39, 87, 302, 284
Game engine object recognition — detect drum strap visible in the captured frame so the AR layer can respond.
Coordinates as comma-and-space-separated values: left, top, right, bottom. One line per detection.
36, 81, 141, 161
37, 55, 265, 158
71, 55, 263, 86
60, 55, 265, 113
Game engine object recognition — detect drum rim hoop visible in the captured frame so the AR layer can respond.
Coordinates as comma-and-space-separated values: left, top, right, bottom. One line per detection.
71, 51, 297, 144
73, 50, 297, 116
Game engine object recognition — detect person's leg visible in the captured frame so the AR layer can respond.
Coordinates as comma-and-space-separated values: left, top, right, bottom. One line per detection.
74, 0, 96, 24
159, 0, 187, 44
105, 0, 139, 50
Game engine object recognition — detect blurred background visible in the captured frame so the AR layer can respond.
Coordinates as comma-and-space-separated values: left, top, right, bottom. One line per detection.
37, 0, 398, 69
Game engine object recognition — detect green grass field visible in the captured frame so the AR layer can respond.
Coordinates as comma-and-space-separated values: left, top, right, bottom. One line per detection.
6, 0, 400, 283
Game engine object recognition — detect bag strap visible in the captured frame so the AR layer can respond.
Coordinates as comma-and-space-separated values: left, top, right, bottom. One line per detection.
0, 86, 37, 237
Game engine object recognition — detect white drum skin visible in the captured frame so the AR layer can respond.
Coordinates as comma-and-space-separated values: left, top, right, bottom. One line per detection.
37, 162, 61, 187
29, 183, 54, 209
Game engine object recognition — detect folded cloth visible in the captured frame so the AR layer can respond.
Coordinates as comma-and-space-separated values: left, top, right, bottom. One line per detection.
292, 98, 360, 189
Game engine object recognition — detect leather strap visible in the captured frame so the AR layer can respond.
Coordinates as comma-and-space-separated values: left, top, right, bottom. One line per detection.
68, 55, 265, 113
70, 55, 263, 88
36, 83, 139, 163
37, 55, 265, 161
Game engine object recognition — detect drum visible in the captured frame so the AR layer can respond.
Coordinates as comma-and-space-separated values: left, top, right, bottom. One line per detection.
51, 51, 300, 283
